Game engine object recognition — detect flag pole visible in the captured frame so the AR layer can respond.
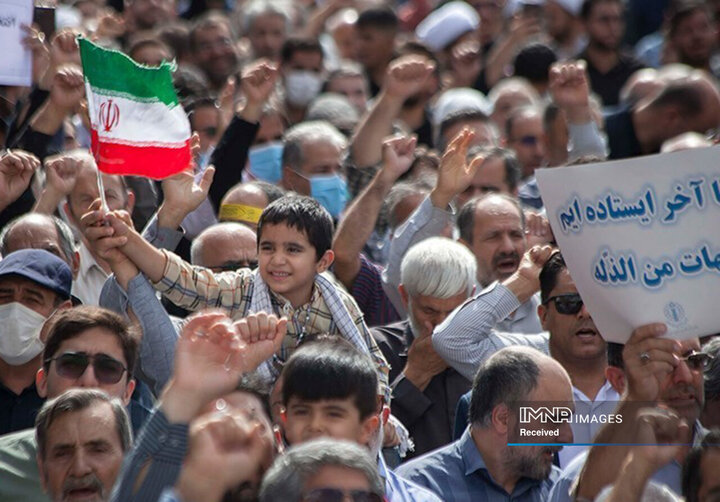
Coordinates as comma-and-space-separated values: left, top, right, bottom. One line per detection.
96, 171, 109, 213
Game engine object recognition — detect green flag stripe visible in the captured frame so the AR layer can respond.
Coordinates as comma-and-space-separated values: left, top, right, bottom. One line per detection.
79, 38, 179, 107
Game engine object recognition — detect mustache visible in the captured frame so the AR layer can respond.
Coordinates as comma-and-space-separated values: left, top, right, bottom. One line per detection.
62, 473, 103, 499
492, 251, 520, 266
664, 383, 699, 401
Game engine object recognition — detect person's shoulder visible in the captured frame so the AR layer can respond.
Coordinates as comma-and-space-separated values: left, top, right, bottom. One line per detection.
0, 428, 36, 451
396, 440, 463, 478
388, 468, 444, 502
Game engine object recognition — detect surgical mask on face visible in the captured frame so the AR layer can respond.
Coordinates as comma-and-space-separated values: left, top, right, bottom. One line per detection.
0, 303, 48, 365
309, 173, 348, 218
285, 70, 323, 108
248, 141, 284, 183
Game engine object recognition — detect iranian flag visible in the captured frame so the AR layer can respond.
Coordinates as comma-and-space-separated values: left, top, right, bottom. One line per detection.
79, 38, 191, 179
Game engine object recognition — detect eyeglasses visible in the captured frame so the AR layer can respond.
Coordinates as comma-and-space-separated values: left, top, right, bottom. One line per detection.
679, 351, 715, 371
301, 488, 383, 502
544, 293, 584, 315
211, 260, 259, 272
45, 352, 128, 384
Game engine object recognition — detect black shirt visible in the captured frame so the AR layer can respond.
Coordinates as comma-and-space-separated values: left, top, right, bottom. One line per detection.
604, 104, 644, 159
0, 382, 44, 436
579, 49, 645, 107
371, 320, 471, 460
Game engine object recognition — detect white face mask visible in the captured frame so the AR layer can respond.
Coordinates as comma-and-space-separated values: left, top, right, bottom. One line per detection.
0, 303, 48, 365
285, 70, 324, 107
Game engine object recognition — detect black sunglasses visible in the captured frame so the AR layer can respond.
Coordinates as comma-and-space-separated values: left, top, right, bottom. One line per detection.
544, 293, 584, 315
301, 488, 383, 502
45, 352, 128, 384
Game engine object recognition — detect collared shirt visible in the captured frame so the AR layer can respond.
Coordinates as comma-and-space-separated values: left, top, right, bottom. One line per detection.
0, 382, 44, 436
379, 454, 443, 502
432, 282, 550, 382
72, 242, 109, 306
154, 250, 389, 398
396, 427, 560, 502
372, 320, 471, 459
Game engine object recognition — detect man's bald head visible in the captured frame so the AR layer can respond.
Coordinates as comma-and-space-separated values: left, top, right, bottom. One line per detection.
190, 222, 258, 271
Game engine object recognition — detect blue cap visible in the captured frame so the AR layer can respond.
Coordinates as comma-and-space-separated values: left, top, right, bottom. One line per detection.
0, 249, 73, 300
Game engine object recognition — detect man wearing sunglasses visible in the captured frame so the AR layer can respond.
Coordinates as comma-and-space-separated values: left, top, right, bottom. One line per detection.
0, 249, 73, 437
0, 306, 140, 502
260, 438, 386, 502
434, 247, 620, 467
190, 222, 259, 273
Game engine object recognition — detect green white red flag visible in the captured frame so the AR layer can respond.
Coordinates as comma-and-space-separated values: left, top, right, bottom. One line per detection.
79, 38, 191, 179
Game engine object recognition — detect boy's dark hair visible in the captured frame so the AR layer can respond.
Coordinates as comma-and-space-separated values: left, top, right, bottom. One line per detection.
580, 0, 623, 20
539, 252, 567, 303
513, 43, 557, 85
281, 37, 324, 65
43, 306, 139, 377
356, 6, 398, 31
281, 338, 379, 419
258, 195, 334, 260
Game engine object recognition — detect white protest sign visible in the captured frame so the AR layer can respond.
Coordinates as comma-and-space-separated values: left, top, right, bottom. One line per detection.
536, 146, 720, 343
0, 0, 33, 86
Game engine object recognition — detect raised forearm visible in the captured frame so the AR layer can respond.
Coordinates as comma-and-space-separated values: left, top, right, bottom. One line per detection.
29, 101, 68, 136
350, 92, 403, 168
121, 229, 168, 283
333, 172, 393, 286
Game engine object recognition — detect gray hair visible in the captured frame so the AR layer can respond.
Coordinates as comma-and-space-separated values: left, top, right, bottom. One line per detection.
386, 181, 431, 231
0, 213, 78, 267
703, 337, 720, 401
36, 389, 132, 459
259, 439, 384, 501
469, 347, 542, 427
401, 237, 476, 299
306, 93, 359, 136
241, 0, 293, 35
282, 120, 347, 171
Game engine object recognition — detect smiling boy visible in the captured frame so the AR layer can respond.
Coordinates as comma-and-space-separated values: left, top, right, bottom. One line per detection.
96, 195, 390, 399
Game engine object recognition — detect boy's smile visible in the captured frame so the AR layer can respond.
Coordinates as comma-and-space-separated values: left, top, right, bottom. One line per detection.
258, 223, 333, 308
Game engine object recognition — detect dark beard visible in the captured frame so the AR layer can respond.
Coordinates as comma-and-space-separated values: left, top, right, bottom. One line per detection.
221, 482, 257, 502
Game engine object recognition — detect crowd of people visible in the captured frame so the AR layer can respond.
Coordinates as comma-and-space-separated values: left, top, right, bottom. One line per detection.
1, 0, 720, 500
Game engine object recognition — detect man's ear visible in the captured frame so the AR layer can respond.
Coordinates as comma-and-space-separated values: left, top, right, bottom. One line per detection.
316, 249, 334, 273
122, 378, 136, 406
538, 303, 549, 331
63, 201, 78, 228
125, 190, 135, 215
605, 366, 626, 396
398, 284, 409, 308
491, 403, 510, 435
358, 414, 380, 446
36, 368, 48, 398
71, 251, 80, 279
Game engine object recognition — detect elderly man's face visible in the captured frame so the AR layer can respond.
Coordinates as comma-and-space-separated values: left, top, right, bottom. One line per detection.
465, 197, 526, 286
4, 217, 69, 267
38, 401, 125, 502
0, 276, 58, 318
405, 291, 469, 339
302, 465, 376, 501
283, 140, 343, 197
658, 338, 705, 424
38, 327, 135, 404
196, 230, 258, 271
68, 168, 131, 226
458, 156, 514, 208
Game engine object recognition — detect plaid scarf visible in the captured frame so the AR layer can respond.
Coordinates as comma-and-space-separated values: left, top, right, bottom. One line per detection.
248, 270, 370, 385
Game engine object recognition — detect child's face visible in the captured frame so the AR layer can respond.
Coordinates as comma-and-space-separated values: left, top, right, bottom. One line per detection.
282, 396, 378, 446
258, 223, 332, 307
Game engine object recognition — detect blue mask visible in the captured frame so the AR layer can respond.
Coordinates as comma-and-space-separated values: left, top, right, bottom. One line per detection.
248, 141, 284, 183
310, 174, 348, 218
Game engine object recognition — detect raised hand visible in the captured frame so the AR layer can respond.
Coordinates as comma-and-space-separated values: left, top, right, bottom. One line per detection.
623, 323, 681, 402
233, 312, 287, 372
449, 40, 483, 88
379, 134, 417, 182
383, 55, 435, 102
0, 150, 39, 211
80, 200, 133, 265
177, 410, 275, 502
158, 162, 216, 228
431, 128, 484, 208
403, 320, 448, 391
49, 64, 85, 112
549, 61, 592, 123
21, 24, 50, 85
632, 408, 689, 469
44, 154, 80, 197
525, 211, 554, 247
240, 60, 279, 122
93, 10, 126, 40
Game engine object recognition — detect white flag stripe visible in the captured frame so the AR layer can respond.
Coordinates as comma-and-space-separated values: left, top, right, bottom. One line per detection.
88, 90, 191, 145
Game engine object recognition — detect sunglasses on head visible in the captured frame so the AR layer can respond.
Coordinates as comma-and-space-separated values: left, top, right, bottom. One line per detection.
45, 352, 128, 384
544, 293, 584, 315
679, 350, 715, 371
301, 489, 383, 502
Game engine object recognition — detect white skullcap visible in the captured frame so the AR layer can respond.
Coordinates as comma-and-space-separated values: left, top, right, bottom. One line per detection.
416, 1, 480, 52
433, 87, 492, 126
